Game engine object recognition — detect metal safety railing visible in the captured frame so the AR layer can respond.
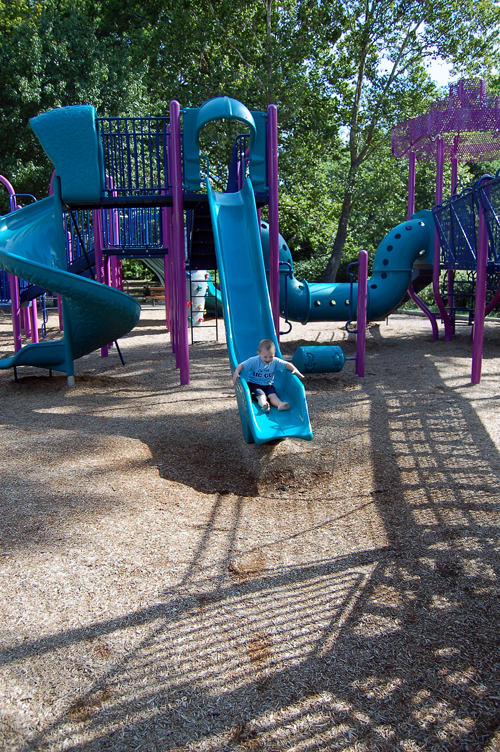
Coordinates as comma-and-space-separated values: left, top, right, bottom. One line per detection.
477, 168, 500, 270
102, 206, 166, 254
97, 116, 171, 198
433, 188, 479, 270
64, 209, 95, 266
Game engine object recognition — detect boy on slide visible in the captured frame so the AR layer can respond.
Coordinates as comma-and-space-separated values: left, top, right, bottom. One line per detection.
233, 339, 305, 413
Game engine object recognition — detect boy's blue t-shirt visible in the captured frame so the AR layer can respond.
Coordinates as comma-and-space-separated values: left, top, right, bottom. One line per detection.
241, 355, 288, 385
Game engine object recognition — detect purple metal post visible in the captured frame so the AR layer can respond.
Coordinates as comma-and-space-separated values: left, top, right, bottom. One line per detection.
30, 299, 39, 343
57, 295, 64, 331
162, 206, 172, 332
169, 100, 189, 384
24, 306, 31, 338
355, 250, 368, 376
447, 269, 456, 335
93, 209, 109, 357
267, 105, 280, 339
165, 141, 177, 355
407, 151, 416, 220
109, 255, 118, 289
471, 179, 490, 384
432, 138, 452, 340
105, 176, 120, 288
8, 274, 22, 351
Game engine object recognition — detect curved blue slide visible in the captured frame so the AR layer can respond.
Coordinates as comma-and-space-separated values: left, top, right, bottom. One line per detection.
0, 104, 140, 383
0, 190, 141, 382
207, 177, 312, 444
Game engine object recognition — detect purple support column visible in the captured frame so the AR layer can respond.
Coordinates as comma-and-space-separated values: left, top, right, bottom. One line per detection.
447, 269, 456, 335
267, 104, 280, 339
24, 306, 31, 338
109, 256, 117, 288
8, 275, 22, 351
161, 203, 172, 331
57, 295, 64, 331
106, 176, 121, 295
118, 259, 123, 291
169, 100, 189, 384
164, 252, 171, 331
30, 299, 39, 343
93, 209, 109, 357
355, 250, 368, 377
432, 138, 451, 340
407, 151, 416, 220
471, 181, 489, 384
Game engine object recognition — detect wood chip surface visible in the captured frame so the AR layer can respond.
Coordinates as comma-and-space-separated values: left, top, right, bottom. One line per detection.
1, 309, 500, 751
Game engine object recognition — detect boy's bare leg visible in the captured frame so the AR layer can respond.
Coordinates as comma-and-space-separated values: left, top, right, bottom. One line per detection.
257, 394, 270, 412
269, 393, 290, 411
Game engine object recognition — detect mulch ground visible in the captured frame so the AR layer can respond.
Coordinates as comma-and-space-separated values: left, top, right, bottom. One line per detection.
1, 308, 500, 752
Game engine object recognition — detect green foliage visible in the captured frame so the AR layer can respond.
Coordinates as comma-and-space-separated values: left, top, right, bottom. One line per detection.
121, 259, 156, 281
0, 0, 149, 205
1, 0, 499, 284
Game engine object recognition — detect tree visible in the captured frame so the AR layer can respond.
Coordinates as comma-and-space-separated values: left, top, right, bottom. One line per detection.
0, 0, 149, 208
321, 0, 500, 282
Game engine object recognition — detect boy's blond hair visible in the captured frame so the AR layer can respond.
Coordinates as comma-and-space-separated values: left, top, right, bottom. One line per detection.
258, 339, 275, 352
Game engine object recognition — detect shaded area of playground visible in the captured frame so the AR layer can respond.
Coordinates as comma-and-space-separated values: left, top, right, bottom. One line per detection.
1, 310, 500, 751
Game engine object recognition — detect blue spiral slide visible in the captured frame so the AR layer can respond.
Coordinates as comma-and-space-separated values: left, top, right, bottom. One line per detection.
0, 106, 140, 383
207, 177, 312, 444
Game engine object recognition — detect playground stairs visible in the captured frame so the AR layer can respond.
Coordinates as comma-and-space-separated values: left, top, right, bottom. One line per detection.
187, 202, 216, 270
67, 250, 96, 278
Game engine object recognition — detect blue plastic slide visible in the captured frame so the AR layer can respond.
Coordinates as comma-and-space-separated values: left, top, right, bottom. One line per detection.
0, 189, 140, 382
207, 177, 312, 444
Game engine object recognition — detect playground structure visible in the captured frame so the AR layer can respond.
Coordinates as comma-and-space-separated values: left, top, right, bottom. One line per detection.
0, 96, 377, 444
392, 78, 500, 383
0, 99, 316, 443
4, 85, 498, 438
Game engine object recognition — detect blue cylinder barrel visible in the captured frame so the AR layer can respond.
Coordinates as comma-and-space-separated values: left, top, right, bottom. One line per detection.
291, 346, 346, 374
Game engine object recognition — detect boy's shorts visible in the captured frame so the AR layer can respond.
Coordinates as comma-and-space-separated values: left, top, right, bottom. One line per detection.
248, 383, 277, 400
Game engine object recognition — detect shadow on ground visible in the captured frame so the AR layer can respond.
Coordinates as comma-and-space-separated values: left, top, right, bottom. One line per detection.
1, 322, 500, 750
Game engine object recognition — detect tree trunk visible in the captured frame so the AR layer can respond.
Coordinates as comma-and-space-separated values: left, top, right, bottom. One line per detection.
323, 187, 354, 282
